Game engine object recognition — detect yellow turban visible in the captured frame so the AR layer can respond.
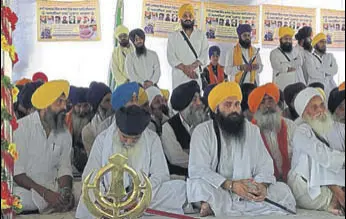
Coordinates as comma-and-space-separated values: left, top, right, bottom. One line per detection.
279, 27, 295, 39
31, 80, 70, 109
178, 4, 195, 19
160, 89, 170, 101
312, 33, 326, 47
114, 25, 129, 39
138, 87, 148, 106
339, 81, 345, 91
208, 82, 243, 112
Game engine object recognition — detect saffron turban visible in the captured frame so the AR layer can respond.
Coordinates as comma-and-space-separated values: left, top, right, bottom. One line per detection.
31, 80, 70, 109
178, 4, 195, 19
339, 82, 345, 91
87, 82, 111, 110
209, 46, 221, 58
208, 82, 243, 112
312, 33, 326, 47
294, 87, 324, 117
279, 27, 295, 39
171, 81, 200, 111
32, 72, 48, 83
248, 83, 280, 113
328, 87, 345, 114
111, 82, 139, 110
138, 87, 148, 106
160, 89, 170, 102
237, 24, 252, 37
145, 86, 162, 106
114, 25, 129, 39
116, 105, 151, 137
15, 78, 32, 86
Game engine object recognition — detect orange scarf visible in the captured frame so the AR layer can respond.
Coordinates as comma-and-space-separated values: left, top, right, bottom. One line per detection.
207, 64, 224, 85
252, 119, 290, 182
233, 43, 257, 84
65, 110, 73, 134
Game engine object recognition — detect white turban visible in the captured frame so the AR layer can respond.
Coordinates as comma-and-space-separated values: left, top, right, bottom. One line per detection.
145, 86, 162, 106
294, 87, 324, 117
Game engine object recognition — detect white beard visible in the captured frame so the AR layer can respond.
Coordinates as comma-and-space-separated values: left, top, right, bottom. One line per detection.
254, 110, 282, 133
304, 112, 334, 136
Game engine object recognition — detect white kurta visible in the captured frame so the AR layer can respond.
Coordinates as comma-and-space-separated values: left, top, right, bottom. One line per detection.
225, 45, 263, 85
13, 112, 73, 211
270, 47, 305, 90
187, 120, 296, 216
305, 51, 338, 97
167, 29, 209, 90
125, 49, 161, 85
288, 122, 345, 209
75, 123, 187, 219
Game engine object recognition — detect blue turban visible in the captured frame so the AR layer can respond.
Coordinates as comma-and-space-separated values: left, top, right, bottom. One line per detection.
209, 46, 221, 58
171, 81, 200, 111
87, 82, 111, 110
69, 87, 88, 105
18, 81, 44, 109
111, 82, 139, 110
237, 24, 252, 37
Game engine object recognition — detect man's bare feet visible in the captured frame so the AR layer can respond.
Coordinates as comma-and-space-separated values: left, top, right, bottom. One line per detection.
200, 202, 214, 217
328, 195, 344, 216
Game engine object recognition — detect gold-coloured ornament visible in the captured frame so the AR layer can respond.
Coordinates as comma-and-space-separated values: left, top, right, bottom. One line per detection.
82, 154, 152, 219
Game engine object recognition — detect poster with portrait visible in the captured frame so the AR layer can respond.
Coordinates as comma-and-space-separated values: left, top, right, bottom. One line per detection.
142, 0, 201, 38
320, 9, 345, 48
261, 5, 316, 45
36, 0, 101, 41
203, 3, 260, 43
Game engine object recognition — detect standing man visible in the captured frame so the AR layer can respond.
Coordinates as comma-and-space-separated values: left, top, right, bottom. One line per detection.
305, 33, 338, 98
270, 27, 305, 90
201, 46, 226, 89
126, 29, 161, 88
294, 26, 313, 84
167, 4, 209, 90
111, 25, 134, 86
225, 24, 263, 85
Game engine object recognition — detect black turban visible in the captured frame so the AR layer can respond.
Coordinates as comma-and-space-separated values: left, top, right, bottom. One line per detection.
240, 83, 257, 111
129, 28, 145, 43
18, 81, 44, 109
328, 87, 345, 114
295, 26, 312, 41
284, 82, 306, 106
202, 84, 217, 107
309, 82, 325, 91
171, 81, 200, 111
116, 105, 151, 136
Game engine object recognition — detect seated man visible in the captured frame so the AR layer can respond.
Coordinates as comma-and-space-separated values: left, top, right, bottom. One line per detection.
248, 83, 297, 182
187, 82, 296, 217
13, 80, 74, 213
288, 87, 345, 216
65, 87, 93, 174
161, 81, 208, 178
82, 82, 113, 154
328, 84, 345, 124
76, 106, 187, 218
283, 82, 306, 121
145, 86, 170, 136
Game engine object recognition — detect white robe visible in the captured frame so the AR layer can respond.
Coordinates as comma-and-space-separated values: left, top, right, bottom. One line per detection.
225, 45, 263, 85
167, 29, 209, 90
288, 122, 345, 202
13, 112, 73, 212
187, 120, 296, 216
75, 123, 187, 219
125, 49, 161, 85
304, 51, 338, 98
270, 47, 305, 90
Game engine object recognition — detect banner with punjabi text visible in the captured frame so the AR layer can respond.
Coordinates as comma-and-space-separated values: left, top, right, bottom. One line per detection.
320, 9, 345, 48
203, 3, 260, 43
261, 5, 316, 45
141, 0, 201, 38
36, 0, 101, 41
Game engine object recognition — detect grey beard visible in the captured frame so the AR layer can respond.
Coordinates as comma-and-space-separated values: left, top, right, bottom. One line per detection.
72, 111, 92, 140
304, 112, 334, 136
181, 105, 208, 128
43, 110, 66, 133
98, 106, 114, 120
254, 110, 282, 133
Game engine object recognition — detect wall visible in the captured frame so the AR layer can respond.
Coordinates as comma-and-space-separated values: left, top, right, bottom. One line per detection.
12, 0, 345, 91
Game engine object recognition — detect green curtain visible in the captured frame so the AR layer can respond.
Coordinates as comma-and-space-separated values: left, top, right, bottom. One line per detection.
108, 0, 124, 90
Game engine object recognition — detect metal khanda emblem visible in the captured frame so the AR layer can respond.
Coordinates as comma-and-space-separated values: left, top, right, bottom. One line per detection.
82, 154, 152, 219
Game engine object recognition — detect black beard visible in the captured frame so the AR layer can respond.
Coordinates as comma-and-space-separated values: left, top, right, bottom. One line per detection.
239, 38, 251, 49
303, 39, 312, 52
44, 109, 66, 133
280, 42, 293, 52
215, 112, 246, 140
181, 20, 194, 30
315, 46, 326, 54
119, 40, 129, 47
135, 45, 147, 56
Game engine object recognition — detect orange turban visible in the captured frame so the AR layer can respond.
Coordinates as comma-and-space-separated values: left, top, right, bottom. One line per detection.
248, 83, 280, 113
178, 4, 195, 19
208, 82, 242, 112
339, 81, 345, 91
15, 78, 32, 86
